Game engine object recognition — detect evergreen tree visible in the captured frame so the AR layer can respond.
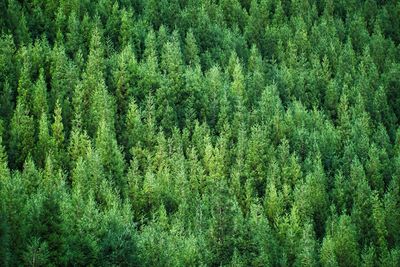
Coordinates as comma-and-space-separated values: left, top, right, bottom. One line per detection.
184, 29, 200, 67
95, 119, 125, 192
119, 8, 135, 49
322, 214, 360, 267
35, 112, 52, 168
0, 136, 10, 266
9, 101, 35, 169
51, 100, 65, 169
124, 98, 144, 154
113, 44, 139, 136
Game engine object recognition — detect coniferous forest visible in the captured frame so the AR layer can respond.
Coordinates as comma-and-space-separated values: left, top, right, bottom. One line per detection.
1, 0, 400, 266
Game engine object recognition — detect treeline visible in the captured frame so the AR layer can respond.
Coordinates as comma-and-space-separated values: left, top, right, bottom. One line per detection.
1, 0, 400, 266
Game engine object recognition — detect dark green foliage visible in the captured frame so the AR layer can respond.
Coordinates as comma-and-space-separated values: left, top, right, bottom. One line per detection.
0, 0, 399, 265
9, 101, 35, 169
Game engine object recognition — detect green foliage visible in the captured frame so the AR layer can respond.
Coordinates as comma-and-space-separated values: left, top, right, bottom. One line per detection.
9, 101, 35, 169
322, 214, 360, 267
0, 0, 399, 265
23, 237, 50, 267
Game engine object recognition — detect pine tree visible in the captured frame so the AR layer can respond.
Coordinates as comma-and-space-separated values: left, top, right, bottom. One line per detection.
50, 44, 78, 132
119, 8, 134, 48
138, 29, 160, 98
16, 58, 32, 108
51, 100, 65, 168
204, 66, 225, 129
23, 237, 50, 267
36, 112, 52, 168
246, 45, 265, 108
35, 192, 63, 265
124, 98, 144, 154
32, 70, 48, 121
16, 13, 30, 45
81, 27, 109, 136
65, 11, 83, 56
294, 154, 328, 236
371, 192, 388, 256
184, 29, 200, 67
105, 2, 121, 48
0, 34, 16, 120
95, 118, 125, 193
113, 44, 138, 125
327, 215, 360, 267
0, 135, 10, 266
208, 179, 238, 265
320, 235, 339, 267
9, 101, 35, 169
0, 209, 10, 267
68, 126, 91, 170
295, 222, 318, 267
0, 135, 9, 186
157, 33, 184, 132
350, 159, 374, 247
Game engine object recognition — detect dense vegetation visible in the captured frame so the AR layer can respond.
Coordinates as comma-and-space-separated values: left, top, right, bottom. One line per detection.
0, 0, 400, 266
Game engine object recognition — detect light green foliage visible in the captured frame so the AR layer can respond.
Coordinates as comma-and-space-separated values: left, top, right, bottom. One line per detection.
51, 100, 65, 163
35, 112, 52, 168
184, 29, 200, 67
95, 118, 125, 191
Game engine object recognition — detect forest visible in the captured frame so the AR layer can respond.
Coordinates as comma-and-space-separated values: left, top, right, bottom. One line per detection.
0, 0, 400, 266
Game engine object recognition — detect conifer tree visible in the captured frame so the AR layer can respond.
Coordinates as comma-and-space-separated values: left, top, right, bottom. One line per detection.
36, 112, 52, 168
119, 8, 134, 49
9, 101, 35, 169
0, 136, 11, 267
124, 98, 144, 153
51, 100, 65, 167
138, 29, 160, 99
95, 118, 125, 192
32, 70, 48, 121
324, 215, 360, 267
184, 29, 200, 67
113, 44, 138, 126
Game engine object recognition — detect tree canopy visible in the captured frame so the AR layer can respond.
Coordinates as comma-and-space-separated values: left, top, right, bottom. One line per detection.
1, 0, 400, 266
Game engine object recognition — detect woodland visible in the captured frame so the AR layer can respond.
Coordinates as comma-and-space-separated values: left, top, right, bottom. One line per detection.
0, 0, 400, 266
